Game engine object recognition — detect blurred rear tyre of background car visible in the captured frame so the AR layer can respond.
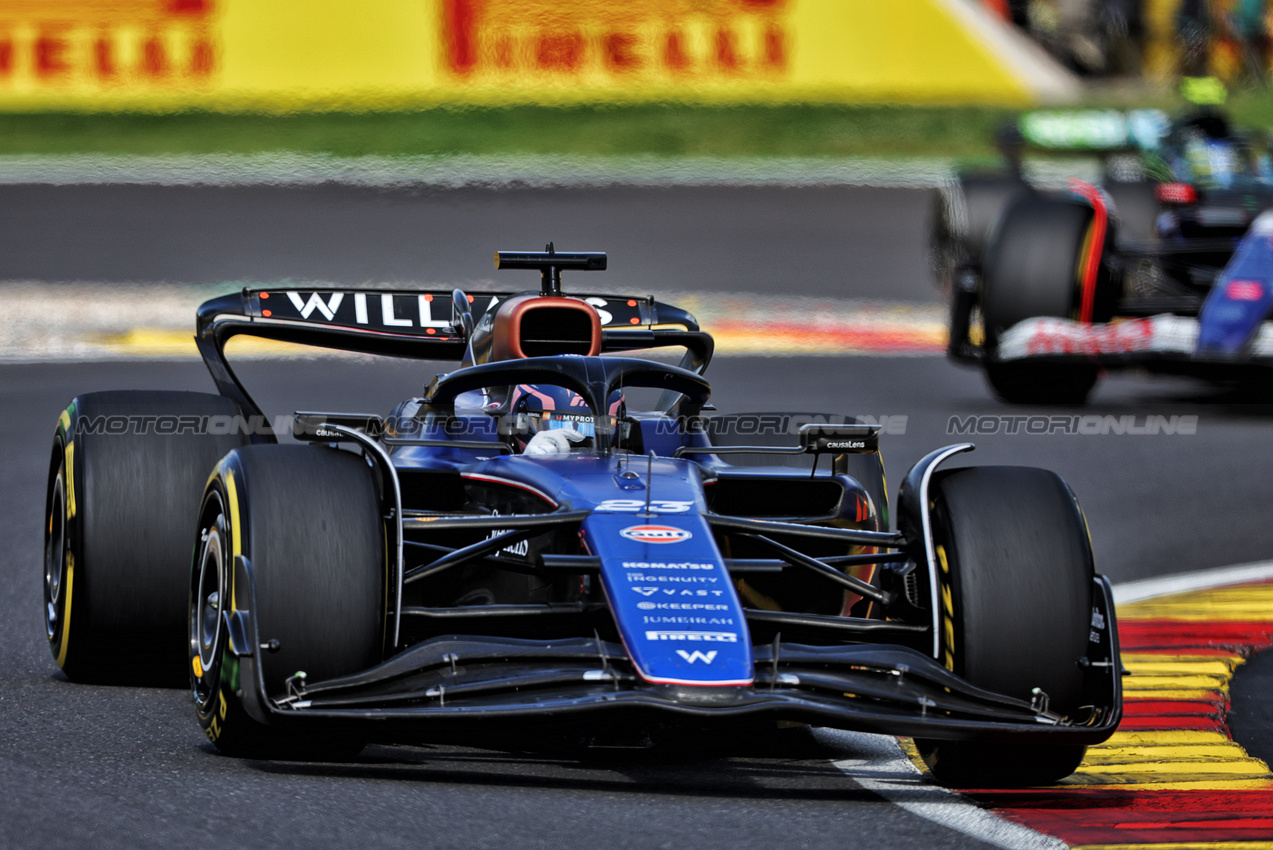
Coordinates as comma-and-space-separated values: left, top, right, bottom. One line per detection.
44, 391, 247, 686
981, 194, 1115, 405
928, 173, 1028, 293
915, 466, 1094, 788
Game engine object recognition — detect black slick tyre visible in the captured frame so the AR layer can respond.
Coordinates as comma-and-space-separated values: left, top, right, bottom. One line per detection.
44, 391, 247, 686
191, 444, 386, 759
980, 194, 1116, 405
915, 466, 1094, 788
929, 174, 1027, 292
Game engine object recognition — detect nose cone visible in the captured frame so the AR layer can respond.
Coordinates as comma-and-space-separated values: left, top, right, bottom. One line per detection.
1197, 217, 1273, 358
582, 512, 754, 687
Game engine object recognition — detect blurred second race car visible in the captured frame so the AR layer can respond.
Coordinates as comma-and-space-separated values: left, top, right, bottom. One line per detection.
933, 102, 1273, 403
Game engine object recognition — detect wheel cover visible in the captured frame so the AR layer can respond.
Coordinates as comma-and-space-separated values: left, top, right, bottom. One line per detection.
191, 493, 227, 714
43, 470, 65, 643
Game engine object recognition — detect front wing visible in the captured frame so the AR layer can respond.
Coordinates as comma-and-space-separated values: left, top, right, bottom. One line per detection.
222, 564, 1122, 746
988, 314, 1273, 373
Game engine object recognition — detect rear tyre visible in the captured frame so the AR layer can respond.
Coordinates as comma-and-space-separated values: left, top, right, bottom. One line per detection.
981, 194, 1115, 405
929, 174, 1027, 293
44, 391, 247, 686
915, 466, 1094, 788
191, 445, 385, 759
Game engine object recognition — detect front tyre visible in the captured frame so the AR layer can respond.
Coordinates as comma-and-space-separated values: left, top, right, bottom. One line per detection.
982, 361, 1101, 407
191, 445, 386, 759
915, 466, 1094, 788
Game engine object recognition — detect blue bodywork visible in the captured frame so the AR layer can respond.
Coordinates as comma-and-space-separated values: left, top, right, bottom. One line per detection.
1196, 212, 1273, 357
396, 446, 756, 688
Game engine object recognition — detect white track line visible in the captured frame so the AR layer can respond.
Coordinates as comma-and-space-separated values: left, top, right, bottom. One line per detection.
0, 153, 1103, 190
821, 730, 1068, 850
0, 153, 956, 189
826, 561, 1273, 848
1113, 560, 1273, 605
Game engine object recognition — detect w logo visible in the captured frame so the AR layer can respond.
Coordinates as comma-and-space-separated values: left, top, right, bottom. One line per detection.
676, 650, 717, 664
286, 292, 345, 321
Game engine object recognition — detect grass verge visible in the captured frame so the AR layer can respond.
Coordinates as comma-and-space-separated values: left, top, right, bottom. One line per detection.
0, 94, 1269, 161
0, 104, 1022, 160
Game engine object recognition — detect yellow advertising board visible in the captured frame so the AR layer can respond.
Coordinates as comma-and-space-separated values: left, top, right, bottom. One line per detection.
0, 0, 216, 105
0, 0, 1040, 110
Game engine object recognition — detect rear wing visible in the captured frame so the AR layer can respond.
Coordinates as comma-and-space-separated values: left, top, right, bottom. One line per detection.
1010, 109, 1170, 156
195, 286, 711, 437
977, 109, 1172, 187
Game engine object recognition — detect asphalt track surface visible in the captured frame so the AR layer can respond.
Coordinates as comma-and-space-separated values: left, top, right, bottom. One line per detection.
2, 183, 1272, 848
0, 183, 933, 298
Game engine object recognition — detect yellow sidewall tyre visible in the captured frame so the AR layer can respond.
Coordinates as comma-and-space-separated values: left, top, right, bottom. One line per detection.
914, 466, 1093, 788
44, 391, 247, 685
190, 445, 385, 760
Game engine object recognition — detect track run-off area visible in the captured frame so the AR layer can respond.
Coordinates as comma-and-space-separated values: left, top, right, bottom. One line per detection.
976, 569, 1273, 848
2, 174, 1273, 849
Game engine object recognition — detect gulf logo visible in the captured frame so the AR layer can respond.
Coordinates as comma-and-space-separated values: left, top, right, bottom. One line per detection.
1226, 279, 1265, 301
620, 524, 692, 544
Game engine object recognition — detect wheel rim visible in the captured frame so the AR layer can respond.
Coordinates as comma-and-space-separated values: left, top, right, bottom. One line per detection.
44, 470, 65, 642
191, 493, 226, 712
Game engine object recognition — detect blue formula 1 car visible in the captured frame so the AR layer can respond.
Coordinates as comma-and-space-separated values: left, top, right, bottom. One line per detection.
43, 247, 1121, 787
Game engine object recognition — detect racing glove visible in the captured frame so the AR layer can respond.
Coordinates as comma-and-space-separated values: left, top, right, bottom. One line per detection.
523, 428, 585, 456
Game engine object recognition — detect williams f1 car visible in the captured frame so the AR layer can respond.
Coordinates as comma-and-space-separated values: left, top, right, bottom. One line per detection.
44, 247, 1121, 787
933, 107, 1273, 403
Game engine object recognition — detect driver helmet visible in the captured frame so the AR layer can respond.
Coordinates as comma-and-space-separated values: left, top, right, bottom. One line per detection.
454, 293, 621, 451
508, 383, 624, 449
